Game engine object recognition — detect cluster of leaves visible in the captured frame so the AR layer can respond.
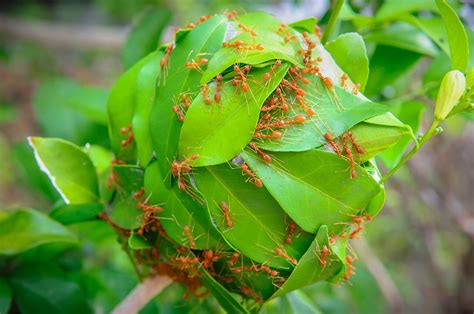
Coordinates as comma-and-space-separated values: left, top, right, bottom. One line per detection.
1, 0, 473, 313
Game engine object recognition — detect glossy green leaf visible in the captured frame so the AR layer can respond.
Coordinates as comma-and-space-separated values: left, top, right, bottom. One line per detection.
110, 165, 145, 229
33, 79, 109, 146
200, 270, 248, 314
108, 52, 158, 162
128, 232, 153, 250
241, 150, 381, 234
0, 278, 12, 314
132, 50, 164, 166
271, 226, 343, 298
436, 0, 469, 71
364, 23, 439, 56
144, 162, 223, 249
201, 12, 303, 83
28, 137, 99, 204
150, 15, 228, 186
366, 46, 422, 96
257, 77, 388, 152
122, 7, 171, 69
179, 63, 290, 167
326, 32, 369, 90
10, 264, 92, 314
376, 0, 437, 21
50, 203, 103, 225
195, 164, 313, 269
405, 16, 450, 54
85, 144, 114, 202
288, 17, 318, 34
0, 208, 77, 255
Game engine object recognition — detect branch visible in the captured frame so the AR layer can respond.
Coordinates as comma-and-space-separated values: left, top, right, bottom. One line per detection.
112, 275, 173, 314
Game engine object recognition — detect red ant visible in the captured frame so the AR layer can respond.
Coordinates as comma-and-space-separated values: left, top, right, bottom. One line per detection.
228, 252, 240, 266
183, 225, 196, 249
319, 245, 330, 266
341, 133, 357, 179
201, 250, 220, 269
214, 74, 223, 103
171, 154, 199, 190
238, 23, 257, 37
249, 142, 272, 163
241, 163, 263, 188
341, 73, 349, 89
347, 131, 365, 154
343, 256, 356, 280
314, 25, 322, 40
295, 94, 315, 116
185, 58, 208, 71
276, 23, 287, 34
275, 247, 297, 265
352, 83, 361, 95
172, 104, 185, 122
223, 10, 239, 19
324, 132, 342, 156
263, 59, 282, 81
120, 125, 134, 148
274, 87, 289, 112
319, 73, 343, 111
253, 130, 282, 140
232, 64, 251, 92
202, 84, 211, 105
281, 79, 306, 96
185, 15, 212, 29
261, 96, 287, 112
219, 201, 234, 228
285, 223, 296, 244
289, 66, 310, 84
160, 44, 173, 69
284, 35, 297, 43
240, 285, 262, 303
133, 187, 145, 200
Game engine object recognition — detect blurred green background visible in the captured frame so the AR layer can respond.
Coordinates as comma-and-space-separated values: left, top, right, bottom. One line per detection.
0, 0, 473, 313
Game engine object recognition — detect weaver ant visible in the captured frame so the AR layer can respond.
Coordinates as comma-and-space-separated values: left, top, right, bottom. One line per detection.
248, 142, 272, 163
263, 59, 282, 81
241, 163, 263, 188
275, 247, 297, 265
120, 125, 134, 148
219, 201, 234, 228
285, 222, 297, 244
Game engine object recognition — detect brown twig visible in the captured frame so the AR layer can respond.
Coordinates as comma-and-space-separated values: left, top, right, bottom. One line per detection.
112, 275, 173, 314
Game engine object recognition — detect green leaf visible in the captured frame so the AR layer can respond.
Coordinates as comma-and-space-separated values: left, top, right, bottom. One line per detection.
33, 79, 109, 146
150, 15, 228, 186
179, 63, 289, 167
110, 165, 145, 229
0, 278, 12, 314
49, 203, 103, 225
10, 264, 92, 314
28, 137, 99, 204
326, 32, 369, 90
200, 270, 248, 314
108, 52, 158, 162
271, 226, 343, 298
85, 144, 114, 201
122, 7, 171, 69
436, 0, 469, 71
0, 208, 77, 255
241, 149, 381, 234
364, 23, 439, 56
257, 77, 388, 152
288, 17, 318, 34
128, 232, 153, 250
376, 0, 437, 21
144, 162, 223, 249
365, 46, 422, 96
195, 164, 313, 269
132, 50, 164, 166
201, 12, 303, 83
404, 16, 450, 54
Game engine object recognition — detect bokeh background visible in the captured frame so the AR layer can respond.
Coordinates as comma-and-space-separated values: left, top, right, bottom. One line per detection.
0, 0, 473, 313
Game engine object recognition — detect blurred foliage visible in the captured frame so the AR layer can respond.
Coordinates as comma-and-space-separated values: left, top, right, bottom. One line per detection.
0, 0, 473, 313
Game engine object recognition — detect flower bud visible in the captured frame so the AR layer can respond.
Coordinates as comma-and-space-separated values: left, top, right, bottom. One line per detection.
435, 70, 466, 120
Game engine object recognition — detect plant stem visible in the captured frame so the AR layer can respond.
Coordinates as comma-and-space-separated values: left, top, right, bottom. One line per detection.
322, 0, 345, 44
381, 119, 440, 183
112, 275, 173, 314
